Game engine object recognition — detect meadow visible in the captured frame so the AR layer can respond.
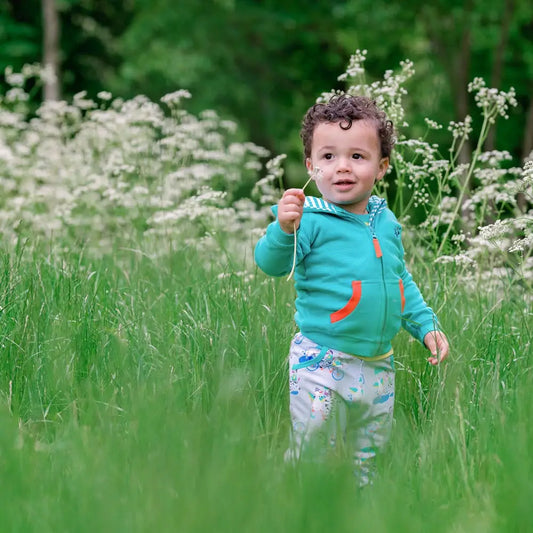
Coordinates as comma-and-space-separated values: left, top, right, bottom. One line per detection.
0, 54, 531, 532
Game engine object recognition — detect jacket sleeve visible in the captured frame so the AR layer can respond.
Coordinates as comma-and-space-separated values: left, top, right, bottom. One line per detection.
400, 266, 442, 344
254, 206, 311, 277
254, 217, 297, 277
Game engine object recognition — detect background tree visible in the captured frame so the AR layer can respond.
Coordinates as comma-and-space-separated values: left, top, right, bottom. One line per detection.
1, 0, 532, 183
0, 0, 41, 72
42, 0, 60, 100
1, 0, 133, 100
116, 0, 351, 172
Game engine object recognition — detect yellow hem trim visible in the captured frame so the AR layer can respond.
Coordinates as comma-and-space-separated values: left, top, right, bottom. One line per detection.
350, 348, 394, 361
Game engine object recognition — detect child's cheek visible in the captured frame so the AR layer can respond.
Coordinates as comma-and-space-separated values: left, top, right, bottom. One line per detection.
314, 180, 326, 196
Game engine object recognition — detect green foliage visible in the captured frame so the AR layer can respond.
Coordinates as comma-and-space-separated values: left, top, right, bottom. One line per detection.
58, 0, 134, 96
114, 0, 533, 179
117, 0, 351, 161
0, 244, 531, 531
0, 8, 40, 72
0, 43, 531, 531
1, 0, 533, 184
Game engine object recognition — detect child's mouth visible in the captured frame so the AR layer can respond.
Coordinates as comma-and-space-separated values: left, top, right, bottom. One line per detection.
334, 180, 355, 190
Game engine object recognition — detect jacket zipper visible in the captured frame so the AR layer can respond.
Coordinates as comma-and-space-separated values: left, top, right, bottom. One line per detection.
347, 201, 389, 357
368, 219, 388, 357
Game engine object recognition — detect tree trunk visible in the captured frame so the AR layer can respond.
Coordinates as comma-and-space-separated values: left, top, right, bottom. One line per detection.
455, 20, 472, 166
522, 92, 533, 161
422, 2, 473, 162
42, 0, 61, 101
421, 1, 475, 232
485, 0, 515, 151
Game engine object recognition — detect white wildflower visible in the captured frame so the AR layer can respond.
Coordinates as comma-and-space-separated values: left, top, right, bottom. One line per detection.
478, 219, 510, 240
448, 116, 473, 140
509, 234, 533, 253
522, 160, 533, 190
5, 88, 29, 103
5, 72, 25, 88
97, 91, 113, 101
478, 150, 512, 165
424, 118, 442, 130
21, 63, 43, 79
73, 91, 96, 110
161, 90, 192, 107
434, 254, 477, 268
337, 50, 367, 82
468, 77, 517, 119
220, 120, 237, 133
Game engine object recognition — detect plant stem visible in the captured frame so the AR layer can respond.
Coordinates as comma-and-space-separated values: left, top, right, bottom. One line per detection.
436, 108, 496, 256
286, 174, 315, 281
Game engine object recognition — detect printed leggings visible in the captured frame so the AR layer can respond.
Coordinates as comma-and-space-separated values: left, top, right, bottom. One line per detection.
287, 333, 395, 482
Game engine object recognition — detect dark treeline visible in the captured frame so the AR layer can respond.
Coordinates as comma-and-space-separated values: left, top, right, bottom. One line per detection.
1, 0, 532, 182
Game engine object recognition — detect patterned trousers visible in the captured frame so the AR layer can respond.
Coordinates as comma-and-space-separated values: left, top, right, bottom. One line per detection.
286, 333, 395, 484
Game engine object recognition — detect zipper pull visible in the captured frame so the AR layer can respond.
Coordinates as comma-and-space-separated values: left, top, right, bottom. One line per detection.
372, 236, 383, 258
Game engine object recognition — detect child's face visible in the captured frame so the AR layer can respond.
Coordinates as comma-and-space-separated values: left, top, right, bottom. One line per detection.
306, 120, 389, 214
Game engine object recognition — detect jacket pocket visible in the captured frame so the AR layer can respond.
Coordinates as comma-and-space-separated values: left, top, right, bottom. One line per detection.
330, 280, 362, 323
399, 278, 405, 313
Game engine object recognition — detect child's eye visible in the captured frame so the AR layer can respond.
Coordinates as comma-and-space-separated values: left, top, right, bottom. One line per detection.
352, 153, 362, 160
324, 153, 333, 160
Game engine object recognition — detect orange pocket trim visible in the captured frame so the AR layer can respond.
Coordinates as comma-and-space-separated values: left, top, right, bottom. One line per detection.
330, 280, 362, 323
399, 278, 405, 313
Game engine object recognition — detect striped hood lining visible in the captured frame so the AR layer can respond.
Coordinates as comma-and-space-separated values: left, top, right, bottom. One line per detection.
303, 195, 387, 228
303, 196, 339, 213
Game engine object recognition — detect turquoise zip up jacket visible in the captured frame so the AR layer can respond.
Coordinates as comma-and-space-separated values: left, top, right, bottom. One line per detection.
254, 195, 440, 358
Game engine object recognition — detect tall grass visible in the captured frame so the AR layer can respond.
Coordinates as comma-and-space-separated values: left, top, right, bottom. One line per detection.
0, 54, 531, 531
0, 240, 531, 532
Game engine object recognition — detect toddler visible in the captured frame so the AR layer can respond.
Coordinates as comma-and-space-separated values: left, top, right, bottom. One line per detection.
254, 94, 449, 483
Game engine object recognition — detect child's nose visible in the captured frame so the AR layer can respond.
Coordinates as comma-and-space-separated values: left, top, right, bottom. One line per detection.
337, 157, 351, 171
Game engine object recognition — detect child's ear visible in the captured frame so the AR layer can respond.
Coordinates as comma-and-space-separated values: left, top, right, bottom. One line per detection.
305, 158, 313, 176
375, 157, 389, 182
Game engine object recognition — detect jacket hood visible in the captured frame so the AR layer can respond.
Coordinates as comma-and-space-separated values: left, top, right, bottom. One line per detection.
302, 195, 387, 217
272, 195, 388, 229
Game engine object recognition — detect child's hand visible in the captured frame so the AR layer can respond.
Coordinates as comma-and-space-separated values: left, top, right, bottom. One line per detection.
278, 188, 305, 234
423, 330, 449, 365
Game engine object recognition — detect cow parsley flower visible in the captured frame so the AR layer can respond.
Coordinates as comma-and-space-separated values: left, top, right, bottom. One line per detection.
468, 77, 517, 119
161, 90, 192, 107
448, 116, 473, 140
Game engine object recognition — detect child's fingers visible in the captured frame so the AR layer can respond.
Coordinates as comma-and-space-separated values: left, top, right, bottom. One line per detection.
427, 354, 443, 365
278, 202, 304, 235
282, 188, 306, 202
424, 331, 449, 365
279, 196, 304, 214
281, 213, 302, 227
281, 199, 304, 211
281, 208, 304, 222
279, 193, 304, 217
278, 189, 306, 233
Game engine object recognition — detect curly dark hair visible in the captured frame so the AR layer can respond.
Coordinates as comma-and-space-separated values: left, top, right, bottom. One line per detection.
300, 94, 395, 160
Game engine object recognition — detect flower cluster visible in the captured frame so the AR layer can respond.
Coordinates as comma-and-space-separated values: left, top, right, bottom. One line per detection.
330, 52, 530, 291
468, 77, 517, 120
448, 116, 473, 141
337, 50, 368, 82
252, 154, 286, 206
0, 55, 530, 291
318, 50, 415, 128
0, 65, 272, 258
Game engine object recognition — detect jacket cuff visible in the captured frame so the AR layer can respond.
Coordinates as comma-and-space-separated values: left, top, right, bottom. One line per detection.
267, 220, 297, 246
418, 320, 442, 345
